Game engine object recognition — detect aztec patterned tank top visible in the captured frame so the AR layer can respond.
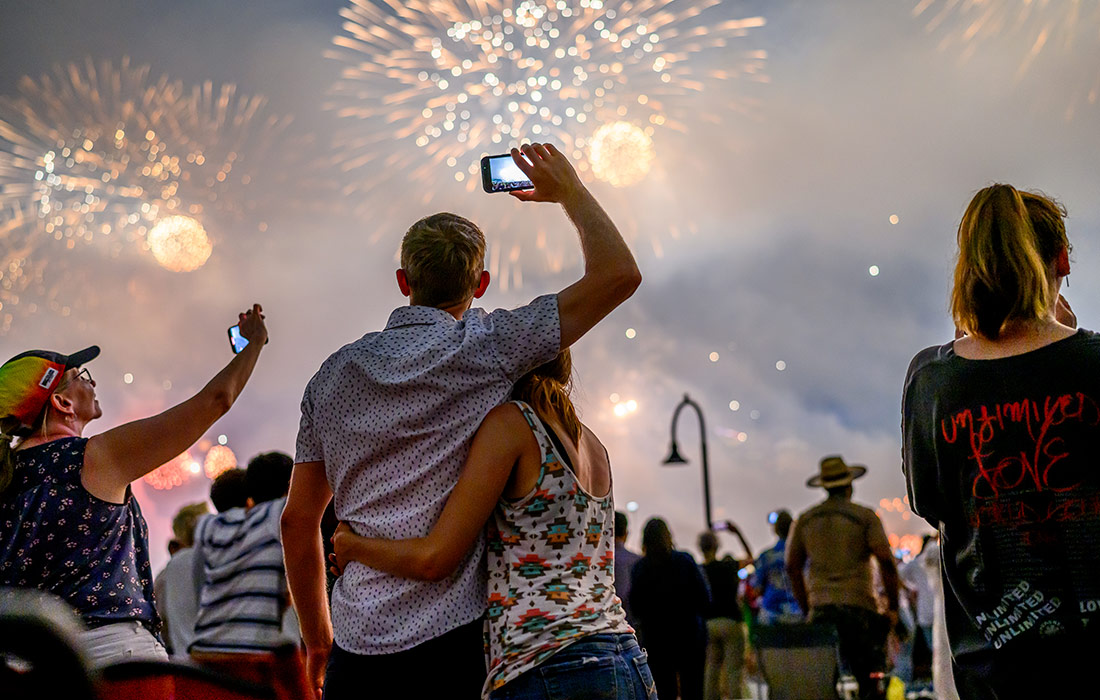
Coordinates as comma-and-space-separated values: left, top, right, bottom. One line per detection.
483, 401, 632, 696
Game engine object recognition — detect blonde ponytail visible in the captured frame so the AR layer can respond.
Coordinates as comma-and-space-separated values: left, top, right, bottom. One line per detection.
951, 184, 1057, 340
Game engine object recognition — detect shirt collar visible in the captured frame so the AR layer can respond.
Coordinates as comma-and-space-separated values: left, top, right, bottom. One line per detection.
384, 304, 459, 330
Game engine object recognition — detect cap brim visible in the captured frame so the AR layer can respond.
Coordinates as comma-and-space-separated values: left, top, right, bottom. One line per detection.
65, 346, 100, 369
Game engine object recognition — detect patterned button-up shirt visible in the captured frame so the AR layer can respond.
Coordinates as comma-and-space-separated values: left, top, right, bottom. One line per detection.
296, 295, 560, 655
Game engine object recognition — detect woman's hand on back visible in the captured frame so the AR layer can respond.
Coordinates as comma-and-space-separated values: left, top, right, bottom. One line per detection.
328, 521, 359, 577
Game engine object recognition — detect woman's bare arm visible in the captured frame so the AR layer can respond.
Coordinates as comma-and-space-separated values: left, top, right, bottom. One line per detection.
83, 305, 267, 503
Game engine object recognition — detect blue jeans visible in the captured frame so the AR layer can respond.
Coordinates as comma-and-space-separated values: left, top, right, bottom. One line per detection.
490, 634, 658, 700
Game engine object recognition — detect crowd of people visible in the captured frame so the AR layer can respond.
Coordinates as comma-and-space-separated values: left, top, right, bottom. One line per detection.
1, 142, 1097, 700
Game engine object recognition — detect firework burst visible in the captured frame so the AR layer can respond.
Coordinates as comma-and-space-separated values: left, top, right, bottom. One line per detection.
0, 58, 309, 332
913, 0, 1100, 119
326, 0, 765, 285
326, 0, 765, 184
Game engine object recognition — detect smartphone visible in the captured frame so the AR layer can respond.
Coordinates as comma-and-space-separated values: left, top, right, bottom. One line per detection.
228, 324, 249, 354
481, 153, 533, 193
768, 511, 779, 525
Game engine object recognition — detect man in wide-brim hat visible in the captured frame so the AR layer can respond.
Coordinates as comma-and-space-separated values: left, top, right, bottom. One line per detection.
786, 456, 899, 700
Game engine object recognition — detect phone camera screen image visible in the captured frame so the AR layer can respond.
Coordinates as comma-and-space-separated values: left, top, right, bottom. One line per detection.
228, 325, 249, 354
481, 154, 533, 193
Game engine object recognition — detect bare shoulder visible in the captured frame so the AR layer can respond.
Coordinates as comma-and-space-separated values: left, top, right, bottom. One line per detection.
475, 403, 539, 453
480, 402, 530, 432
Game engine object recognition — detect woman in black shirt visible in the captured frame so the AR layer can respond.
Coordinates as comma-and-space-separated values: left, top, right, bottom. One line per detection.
902, 185, 1099, 698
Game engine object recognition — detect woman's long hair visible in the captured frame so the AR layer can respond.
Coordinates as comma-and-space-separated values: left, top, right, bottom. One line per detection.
510, 349, 581, 446
951, 184, 1068, 339
641, 517, 674, 559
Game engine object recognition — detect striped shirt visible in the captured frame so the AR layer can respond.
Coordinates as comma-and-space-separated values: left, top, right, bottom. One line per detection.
190, 498, 291, 653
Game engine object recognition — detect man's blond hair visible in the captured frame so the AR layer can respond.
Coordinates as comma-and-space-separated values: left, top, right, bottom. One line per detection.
400, 213, 486, 308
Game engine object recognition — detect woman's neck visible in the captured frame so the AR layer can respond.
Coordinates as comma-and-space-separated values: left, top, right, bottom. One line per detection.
954, 315, 1076, 360
16, 422, 83, 451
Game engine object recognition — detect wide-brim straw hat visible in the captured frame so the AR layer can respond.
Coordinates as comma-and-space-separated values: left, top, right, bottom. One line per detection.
806, 455, 867, 489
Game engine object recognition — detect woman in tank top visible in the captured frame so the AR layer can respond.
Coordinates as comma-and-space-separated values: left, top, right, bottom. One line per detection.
330, 349, 656, 699
0, 305, 267, 666
902, 185, 1100, 698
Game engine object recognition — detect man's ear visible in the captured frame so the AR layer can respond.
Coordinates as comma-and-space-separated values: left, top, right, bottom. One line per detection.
396, 269, 411, 297
1056, 247, 1071, 277
472, 270, 490, 299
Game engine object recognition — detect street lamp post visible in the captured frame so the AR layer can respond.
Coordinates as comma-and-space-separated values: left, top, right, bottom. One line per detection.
663, 393, 713, 530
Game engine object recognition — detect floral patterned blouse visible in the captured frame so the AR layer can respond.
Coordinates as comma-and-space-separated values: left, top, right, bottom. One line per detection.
0, 437, 160, 634
483, 402, 632, 697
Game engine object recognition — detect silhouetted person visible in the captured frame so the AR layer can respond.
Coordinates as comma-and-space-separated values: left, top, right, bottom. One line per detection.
788, 456, 898, 700
752, 509, 802, 625
631, 517, 710, 700
614, 510, 642, 628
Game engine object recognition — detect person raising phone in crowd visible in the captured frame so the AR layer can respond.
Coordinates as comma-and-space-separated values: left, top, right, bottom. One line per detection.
0, 304, 268, 666
903, 185, 1100, 698
328, 348, 655, 699
282, 143, 641, 699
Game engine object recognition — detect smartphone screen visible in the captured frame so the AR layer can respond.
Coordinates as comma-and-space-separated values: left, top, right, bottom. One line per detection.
228, 324, 249, 354
481, 154, 533, 193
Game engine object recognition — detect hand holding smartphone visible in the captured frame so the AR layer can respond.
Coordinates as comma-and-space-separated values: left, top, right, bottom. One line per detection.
227, 304, 269, 354
481, 153, 533, 193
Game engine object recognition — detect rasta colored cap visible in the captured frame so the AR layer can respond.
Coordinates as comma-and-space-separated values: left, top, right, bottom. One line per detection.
0, 346, 100, 435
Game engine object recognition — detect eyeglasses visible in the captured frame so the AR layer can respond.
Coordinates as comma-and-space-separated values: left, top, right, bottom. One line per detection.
57, 368, 92, 391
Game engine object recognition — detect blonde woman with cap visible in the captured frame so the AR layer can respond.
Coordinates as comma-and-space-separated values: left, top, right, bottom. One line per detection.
0, 304, 267, 666
903, 185, 1099, 699
786, 456, 898, 700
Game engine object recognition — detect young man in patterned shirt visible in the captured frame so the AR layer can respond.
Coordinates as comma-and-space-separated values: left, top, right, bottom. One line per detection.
282, 143, 641, 699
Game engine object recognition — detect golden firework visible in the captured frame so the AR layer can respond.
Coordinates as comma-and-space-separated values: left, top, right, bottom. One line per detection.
203, 444, 238, 480
327, 0, 767, 189
147, 215, 212, 272
0, 58, 312, 332
913, 0, 1100, 118
588, 121, 654, 187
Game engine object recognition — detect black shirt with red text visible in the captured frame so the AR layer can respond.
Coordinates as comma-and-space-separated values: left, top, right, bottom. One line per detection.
903, 329, 1100, 676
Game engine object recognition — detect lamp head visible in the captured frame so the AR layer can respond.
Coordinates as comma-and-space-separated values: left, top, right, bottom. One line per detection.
663, 441, 688, 465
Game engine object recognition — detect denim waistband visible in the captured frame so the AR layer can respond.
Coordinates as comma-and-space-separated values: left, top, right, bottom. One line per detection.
554, 633, 639, 655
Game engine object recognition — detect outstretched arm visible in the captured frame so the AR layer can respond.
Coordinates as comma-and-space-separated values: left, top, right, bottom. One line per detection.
84, 305, 267, 503
509, 143, 642, 349
330, 404, 530, 582
722, 520, 755, 566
